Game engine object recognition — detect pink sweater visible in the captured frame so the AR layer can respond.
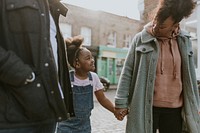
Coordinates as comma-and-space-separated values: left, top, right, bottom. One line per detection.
153, 38, 183, 108
146, 23, 183, 108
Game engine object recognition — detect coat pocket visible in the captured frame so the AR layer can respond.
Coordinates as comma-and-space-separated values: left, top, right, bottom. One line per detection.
6, 0, 40, 33
136, 45, 154, 54
187, 50, 194, 57
6, 75, 52, 122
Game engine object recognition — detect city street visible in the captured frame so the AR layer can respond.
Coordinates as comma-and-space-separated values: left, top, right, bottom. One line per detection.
91, 89, 126, 133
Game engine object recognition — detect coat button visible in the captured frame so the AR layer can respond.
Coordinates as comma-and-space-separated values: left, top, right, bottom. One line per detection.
142, 48, 146, 52
36, 83, 41, 87
10, 4, 15, 8
33, 4, 36, 7
190, 51, 193, 55
58, 117, 62, 120
41, 13, 45, 16
51, 91, 54, 94
44, 63, 49, 67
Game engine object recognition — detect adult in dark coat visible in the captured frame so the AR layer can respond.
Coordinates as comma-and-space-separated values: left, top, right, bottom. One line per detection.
0, 0, 74, 132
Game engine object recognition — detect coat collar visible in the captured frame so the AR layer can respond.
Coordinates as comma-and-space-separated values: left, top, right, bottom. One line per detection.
49, 0, 68, 16
140, 22, 191, 44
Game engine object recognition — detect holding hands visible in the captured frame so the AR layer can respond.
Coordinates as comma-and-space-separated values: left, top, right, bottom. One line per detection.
114, 107, 128, 121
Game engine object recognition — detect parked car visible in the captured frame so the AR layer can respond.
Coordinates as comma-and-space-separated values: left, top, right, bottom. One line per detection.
99, 76, 110, 91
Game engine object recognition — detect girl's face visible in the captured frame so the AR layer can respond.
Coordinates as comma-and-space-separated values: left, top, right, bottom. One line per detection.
75, 48, 95, 72
153, 16, 179, 37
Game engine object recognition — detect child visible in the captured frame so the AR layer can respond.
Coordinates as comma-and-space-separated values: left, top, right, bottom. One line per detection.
56, 35, 115, 133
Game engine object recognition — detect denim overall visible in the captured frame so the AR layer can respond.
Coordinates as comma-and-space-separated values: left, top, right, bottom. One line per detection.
57, 71, 94, 133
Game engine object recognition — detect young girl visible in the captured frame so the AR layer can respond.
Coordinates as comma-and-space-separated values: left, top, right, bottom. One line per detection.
56, 35, 115, 133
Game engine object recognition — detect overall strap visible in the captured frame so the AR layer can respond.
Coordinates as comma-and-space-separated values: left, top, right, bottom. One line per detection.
69, 70, 75, 82
88, 72, 93, 86
88, 72, 93, 81
70, 71, 93, 86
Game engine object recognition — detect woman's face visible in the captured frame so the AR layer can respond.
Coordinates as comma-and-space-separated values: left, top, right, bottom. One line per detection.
153, 16, 179, 37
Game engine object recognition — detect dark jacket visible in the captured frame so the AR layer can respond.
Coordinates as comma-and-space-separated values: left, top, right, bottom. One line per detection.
0, 0, 74, 128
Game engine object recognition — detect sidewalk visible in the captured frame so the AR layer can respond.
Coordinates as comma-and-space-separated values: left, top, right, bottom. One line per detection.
109, 84, 118, 90
91, 89, 126, 133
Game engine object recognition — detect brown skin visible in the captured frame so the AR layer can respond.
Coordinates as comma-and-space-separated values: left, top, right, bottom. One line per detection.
153, 16, 179, 37
74, 48, 115, 114
74, 48, 95, 79
95, 89, 114, 113
114, 108, 128, 121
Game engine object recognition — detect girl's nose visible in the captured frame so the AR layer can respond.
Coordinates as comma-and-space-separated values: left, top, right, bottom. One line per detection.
92, 58, 95, 63
91, 57, 95, 62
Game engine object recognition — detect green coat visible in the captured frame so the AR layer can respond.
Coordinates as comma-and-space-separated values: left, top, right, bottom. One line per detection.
115, 27, 200, 133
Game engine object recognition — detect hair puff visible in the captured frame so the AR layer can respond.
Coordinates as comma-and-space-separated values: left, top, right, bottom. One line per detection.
66, 35, 84, 67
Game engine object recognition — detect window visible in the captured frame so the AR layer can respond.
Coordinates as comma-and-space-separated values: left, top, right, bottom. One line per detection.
107, 31, 116, 47
116, 59, 124, 76
59, 23, 72, 39
123, 34, 132, 48
81, 27, 91, 46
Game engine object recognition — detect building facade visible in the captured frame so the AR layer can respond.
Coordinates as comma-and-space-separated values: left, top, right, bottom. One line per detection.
59, 3, 142, 84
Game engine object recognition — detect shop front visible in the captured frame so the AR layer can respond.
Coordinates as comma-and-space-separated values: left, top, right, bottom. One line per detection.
97, 45, 128, 84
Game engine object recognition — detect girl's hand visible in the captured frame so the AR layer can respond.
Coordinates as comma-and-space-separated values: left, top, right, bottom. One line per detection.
114, 107, 128, 121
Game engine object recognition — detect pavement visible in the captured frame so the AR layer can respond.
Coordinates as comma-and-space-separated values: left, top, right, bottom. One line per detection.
91, 88, 127, 133
91, 88, 159, 133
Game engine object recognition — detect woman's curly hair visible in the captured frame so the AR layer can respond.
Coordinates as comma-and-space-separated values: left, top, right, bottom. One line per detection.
66, 35, 84, 68
154, 0, 196, 25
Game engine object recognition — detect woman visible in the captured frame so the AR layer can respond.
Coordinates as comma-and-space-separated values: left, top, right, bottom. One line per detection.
114, 0, 200, 133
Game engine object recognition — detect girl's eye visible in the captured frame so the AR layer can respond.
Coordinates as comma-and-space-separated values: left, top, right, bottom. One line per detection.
159, 26, 166, 29
85, 55, 94, 60
85, 57, 91, 60
158, 25, 167, 29
88, 56, 94, 60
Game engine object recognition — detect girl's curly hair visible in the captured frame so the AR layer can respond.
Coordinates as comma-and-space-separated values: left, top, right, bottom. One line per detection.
154, 0, 196, 25
66, 35, 84, 68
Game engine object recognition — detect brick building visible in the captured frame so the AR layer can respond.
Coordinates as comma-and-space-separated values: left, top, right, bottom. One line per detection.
59, 3, 142, 84
60, 4, 142, 48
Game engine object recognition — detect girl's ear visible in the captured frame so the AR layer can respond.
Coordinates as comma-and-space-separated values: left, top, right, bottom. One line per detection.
74, 60, 80, 68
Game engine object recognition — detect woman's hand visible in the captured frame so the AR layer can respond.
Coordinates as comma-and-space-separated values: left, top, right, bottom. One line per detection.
114, 107, 128, 121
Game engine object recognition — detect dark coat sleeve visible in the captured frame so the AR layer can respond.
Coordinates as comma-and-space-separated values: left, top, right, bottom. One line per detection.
0, 2, 32, 86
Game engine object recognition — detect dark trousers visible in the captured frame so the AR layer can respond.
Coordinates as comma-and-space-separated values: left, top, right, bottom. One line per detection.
0, 122, 56, 133
153, 106, 182, 133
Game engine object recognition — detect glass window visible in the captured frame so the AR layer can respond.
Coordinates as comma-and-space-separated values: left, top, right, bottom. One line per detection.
123, 34, 132, 48
81, 27, 91, 46
59, 23, 72, 39
107, 31, 116, 47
